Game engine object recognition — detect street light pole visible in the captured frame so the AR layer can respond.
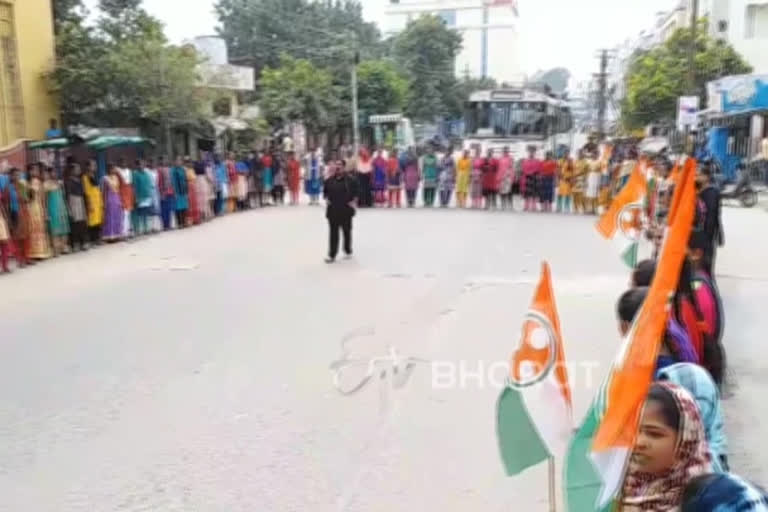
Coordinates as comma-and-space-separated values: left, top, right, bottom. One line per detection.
687, 0, 699, 95
351, 50, 360, 159
685, 0, 699, 155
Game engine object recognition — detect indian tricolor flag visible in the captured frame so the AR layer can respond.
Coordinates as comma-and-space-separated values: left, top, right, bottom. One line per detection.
564, 159, 698, 511
596, 165, 646, 268
496, 262, 572, 476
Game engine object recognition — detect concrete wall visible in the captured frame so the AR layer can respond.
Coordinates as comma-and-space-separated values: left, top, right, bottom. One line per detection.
0, 0, 58, 147
725, 0, 768, 74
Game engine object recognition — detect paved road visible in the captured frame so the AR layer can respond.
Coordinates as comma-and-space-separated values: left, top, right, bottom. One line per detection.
0, 205, 763, 511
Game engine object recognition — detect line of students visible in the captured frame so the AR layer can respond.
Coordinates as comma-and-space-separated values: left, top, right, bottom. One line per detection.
610, 203, 767, 510
0, 150, 308, 273
348, 145, 618, 213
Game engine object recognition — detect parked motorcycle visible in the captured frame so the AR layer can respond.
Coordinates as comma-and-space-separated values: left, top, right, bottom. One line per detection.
719, 164, 759, 208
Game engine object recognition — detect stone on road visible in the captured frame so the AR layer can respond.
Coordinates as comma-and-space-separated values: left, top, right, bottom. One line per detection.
0, 205, 762, 511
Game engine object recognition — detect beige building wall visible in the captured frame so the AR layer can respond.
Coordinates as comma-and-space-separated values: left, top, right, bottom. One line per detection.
0, 0, 58, 147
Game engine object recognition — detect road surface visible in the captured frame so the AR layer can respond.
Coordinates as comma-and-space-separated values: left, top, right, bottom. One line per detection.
0, 205, 763, 511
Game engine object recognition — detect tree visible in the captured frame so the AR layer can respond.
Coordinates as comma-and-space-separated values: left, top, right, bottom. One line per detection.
214, 0, 382, 78
393, 15, 463, 121
52, 0, 86, 33
356, 59, 408, 116
622, 20, 751, 130
49, 0, 208, 135
445, 74, 498, 118
108, 39, 207, 125
259, 55, 340, 135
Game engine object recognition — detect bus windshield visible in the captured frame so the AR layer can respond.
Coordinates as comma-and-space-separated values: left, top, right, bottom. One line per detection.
465, 101, 547, 137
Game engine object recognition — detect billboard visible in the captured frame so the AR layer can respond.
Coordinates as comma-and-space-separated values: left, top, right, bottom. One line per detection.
707, 74, 768, 115
485, 0, 519, 16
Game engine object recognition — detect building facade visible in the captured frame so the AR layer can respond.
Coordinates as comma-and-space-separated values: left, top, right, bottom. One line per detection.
0, 0, 58, 147
709, 0, 768, 74
384, 0, 521, 83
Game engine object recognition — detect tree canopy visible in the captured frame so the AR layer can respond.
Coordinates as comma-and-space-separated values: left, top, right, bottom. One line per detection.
393, 15, 463, 121
356, 60, 409, 117
622, 20, 752, 129
214, 0, 382, 76
50, 0, 207, 134
259, 55, 339, 132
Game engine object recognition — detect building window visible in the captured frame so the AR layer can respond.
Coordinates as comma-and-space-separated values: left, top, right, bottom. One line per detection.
745, 3, 768, 39
438, 9, 456, 27
0, 2, 25, 144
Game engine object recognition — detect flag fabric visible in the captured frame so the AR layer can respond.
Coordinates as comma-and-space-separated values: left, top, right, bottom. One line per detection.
596, 165, 646, 268
564, 160, 698, 511
497, 262, 572, 476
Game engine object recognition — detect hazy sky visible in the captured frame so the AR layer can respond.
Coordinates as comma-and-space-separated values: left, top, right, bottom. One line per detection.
86, 0, 678, 80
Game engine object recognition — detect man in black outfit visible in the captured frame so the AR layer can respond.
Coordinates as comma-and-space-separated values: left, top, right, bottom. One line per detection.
323, 153, 358, 263
697, 163, 724, 276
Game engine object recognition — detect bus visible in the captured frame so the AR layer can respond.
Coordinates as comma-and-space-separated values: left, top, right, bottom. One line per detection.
463, 88, 575, 158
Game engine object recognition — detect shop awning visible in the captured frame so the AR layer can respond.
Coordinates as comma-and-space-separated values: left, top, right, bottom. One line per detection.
28, 138, 71, 150
86, 136, 155, 151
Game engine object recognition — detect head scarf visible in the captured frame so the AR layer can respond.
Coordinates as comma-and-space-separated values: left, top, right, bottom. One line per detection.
682, 474, 768, 512
657, 363, 728, 473
665, 318, 700, 366
622, 382, 712, 511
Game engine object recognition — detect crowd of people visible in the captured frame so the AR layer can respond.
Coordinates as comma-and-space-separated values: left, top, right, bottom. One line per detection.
345, 145, 611, 212
0, 148, 321, 273
608, 162, 768, 511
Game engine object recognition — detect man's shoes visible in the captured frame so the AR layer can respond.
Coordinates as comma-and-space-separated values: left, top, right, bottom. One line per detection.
325, 257, 335, 264
343, 252, 353, 260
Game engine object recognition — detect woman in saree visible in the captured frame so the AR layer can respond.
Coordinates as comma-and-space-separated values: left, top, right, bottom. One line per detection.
27, 164, 52, 260
101, 164, 124, 242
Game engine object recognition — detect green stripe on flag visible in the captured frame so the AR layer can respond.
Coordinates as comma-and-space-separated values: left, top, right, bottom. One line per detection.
564, 399, 614, 512
496, 387, 550, 476
621, 242, 639, 269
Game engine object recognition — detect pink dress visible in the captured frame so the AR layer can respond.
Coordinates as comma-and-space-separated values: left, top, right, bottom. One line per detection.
521, 158, 541, 198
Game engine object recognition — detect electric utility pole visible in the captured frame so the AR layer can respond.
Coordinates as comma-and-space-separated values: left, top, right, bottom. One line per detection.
351, 49, 360, 159
594, 49, 611, 141
688, 0, 699, 95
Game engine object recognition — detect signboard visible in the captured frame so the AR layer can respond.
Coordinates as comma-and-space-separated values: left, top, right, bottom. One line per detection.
485, 0, 519, 15
707, 74, 768, 115
677, 96, 699, 129
198, 63, 255, 91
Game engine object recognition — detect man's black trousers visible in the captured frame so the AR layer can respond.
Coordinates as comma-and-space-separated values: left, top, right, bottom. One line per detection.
328, 215, 352, 259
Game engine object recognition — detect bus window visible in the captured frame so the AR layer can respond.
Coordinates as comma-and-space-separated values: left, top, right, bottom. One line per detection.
492, 102, 508, 136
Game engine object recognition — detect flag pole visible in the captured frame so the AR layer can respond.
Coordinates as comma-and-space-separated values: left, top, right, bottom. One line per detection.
548, 457, 557, 512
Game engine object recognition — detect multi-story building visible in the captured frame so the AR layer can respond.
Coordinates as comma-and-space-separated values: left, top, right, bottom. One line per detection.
709, 0, 768, 74
606, 0, 718, 118
384, 0, 521, 83
0, 0, 58, 147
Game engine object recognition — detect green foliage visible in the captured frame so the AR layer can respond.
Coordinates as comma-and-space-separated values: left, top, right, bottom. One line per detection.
445, 75, 498, 118
52, 0, 87, 32
50, 0, 206, 129
393, 15, 463, 121
259, 55, 339, 131
622, 20, 752, 129
214, 0, 382, 76
107, 39, 207, 124
357, 59, 408, 116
